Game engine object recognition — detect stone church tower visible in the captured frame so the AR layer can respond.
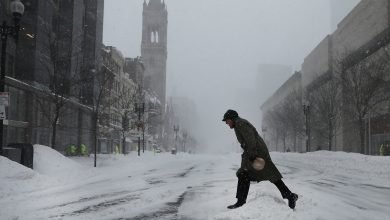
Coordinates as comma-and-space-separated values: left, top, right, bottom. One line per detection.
141, 0, 168, 110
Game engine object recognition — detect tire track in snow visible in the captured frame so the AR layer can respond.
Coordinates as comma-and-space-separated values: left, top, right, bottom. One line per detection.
43, 190, 134, 210
174, 166, 196, 178
120, 164, 210, 219
50, 193, 141, 219
124, 192, 192, 220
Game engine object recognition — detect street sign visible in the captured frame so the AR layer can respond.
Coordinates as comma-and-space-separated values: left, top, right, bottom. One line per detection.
0, 92, 9, 106
0, 105, 6, 120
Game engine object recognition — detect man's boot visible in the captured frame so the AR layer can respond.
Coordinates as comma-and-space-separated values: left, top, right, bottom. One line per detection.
227, 200, 245, 209
228, 179, 250, 209
287, 193, 298, 209
272, 179, 298, 209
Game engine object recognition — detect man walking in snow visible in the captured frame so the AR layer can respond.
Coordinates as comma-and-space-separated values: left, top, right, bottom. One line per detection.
222, 109, 298, 209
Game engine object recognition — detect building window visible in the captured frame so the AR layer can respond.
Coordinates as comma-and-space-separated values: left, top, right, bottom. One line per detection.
7, 54, 15, 77
7, 86, 26, 122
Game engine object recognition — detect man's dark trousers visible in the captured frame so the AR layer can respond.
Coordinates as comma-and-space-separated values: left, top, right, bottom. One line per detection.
236, 171, 293, 203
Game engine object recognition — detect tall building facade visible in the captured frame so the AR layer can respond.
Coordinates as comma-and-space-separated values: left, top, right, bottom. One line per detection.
81, 0, 105, 105
141, 0, 168, 109
329, 0, 360, 32
0, 0, 104, 152
257, 64, 292, 126
262, 0, 390, 154
260, 72, 304, 152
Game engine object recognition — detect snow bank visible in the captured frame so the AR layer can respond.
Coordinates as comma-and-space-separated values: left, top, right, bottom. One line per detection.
33, 145, 95, 183
0, 145, 94, 199
34, 145, 81, 172
0, 155, 55, 198
272, 151, 390, 186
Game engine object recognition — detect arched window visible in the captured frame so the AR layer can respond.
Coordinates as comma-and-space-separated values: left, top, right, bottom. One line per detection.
155, 31, 159, 43
150, 31, 155, 43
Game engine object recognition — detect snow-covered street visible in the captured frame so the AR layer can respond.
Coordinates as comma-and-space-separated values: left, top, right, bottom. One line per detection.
1, 145, 389, 220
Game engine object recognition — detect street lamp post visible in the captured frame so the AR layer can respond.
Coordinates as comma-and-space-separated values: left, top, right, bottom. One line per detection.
182, 131, 187, 153
303, 102, 311, 152
329, 113, 335, 151
135, 102, 144, 156
365, 111, 372, 155
173, 125, 179, 151
0, 0, 24, 156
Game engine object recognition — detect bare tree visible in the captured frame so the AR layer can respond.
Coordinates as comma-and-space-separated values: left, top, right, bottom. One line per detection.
283, 90, 304, 152
264, 105, 289, 152
90, 67, 115, 166
110, 80, 138, 154
308, 76, 342, 151
263, 89, 304, 152
263, 109, 283, 151
338, 50, 390, 154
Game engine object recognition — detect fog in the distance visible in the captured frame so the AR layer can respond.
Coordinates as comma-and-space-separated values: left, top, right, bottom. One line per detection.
104, 0, 359, 153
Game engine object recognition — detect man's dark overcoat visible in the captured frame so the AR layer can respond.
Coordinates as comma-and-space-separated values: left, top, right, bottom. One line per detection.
234, 117, 282, 182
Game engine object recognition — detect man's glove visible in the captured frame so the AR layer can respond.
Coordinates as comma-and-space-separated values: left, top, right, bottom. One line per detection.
249, 155, 257, 162
236, 168, 250, 180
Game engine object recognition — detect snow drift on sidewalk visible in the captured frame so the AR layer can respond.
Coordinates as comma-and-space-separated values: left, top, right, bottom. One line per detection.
0, 155, 55, 198
0, 145, 93, 199
34, 145, 94, 183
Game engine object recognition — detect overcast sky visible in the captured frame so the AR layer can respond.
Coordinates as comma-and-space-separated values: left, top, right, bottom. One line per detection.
104, 0, 359, 153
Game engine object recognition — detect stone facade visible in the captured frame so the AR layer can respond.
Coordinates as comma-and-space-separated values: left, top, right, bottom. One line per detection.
330, 0, 360, 32
261, 72, 302, 116
141, 0, 168, 110
300, 0, 390, 154
256, 64, 292, 117
332, 0, 390, 153
141, 0, 168, 148
332, 0, 389, 60
124, 57, 145, 87
302, 35, 332, 89
100, 46, 142, 154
